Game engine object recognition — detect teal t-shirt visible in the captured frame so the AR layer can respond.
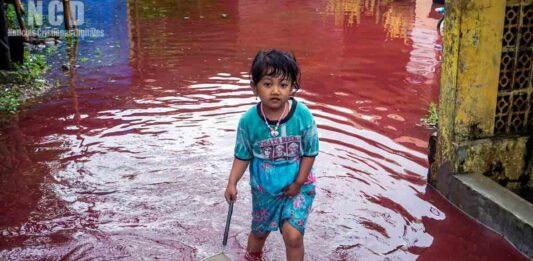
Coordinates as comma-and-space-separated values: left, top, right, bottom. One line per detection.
234, 98, 319, 163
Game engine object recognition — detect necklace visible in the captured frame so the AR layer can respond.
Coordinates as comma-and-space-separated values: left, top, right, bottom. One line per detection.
260, 101, 288, 137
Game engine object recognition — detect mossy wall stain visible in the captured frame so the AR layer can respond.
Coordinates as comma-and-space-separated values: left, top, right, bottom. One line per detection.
431, 0, 533, 196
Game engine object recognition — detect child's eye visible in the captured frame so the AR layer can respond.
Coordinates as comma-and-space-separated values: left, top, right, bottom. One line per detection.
263, 82, 272, 87
281, 82, 289, 88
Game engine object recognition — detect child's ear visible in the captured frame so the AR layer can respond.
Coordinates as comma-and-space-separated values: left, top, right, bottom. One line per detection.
250, 82, 258, 95
291, 83, 297, 95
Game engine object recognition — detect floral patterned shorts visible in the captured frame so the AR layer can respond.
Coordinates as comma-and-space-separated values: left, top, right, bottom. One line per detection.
250, 182, 316, 235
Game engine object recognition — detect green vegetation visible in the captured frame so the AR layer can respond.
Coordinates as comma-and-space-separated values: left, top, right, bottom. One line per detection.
5, 3, 42, 29
1, 4, 58, 114
44, 45, 58, 55
421, 102, 439, 127
0, 50, 49, 113
5, 4, 17, 29
0, 89, 20, 112
14, 50, 48, 87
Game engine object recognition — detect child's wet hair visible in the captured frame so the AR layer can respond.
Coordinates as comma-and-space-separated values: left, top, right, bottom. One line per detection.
250, 49, 301, 91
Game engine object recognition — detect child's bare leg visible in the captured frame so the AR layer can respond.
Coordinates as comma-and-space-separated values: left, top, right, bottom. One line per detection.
246, 231, 270, 258
281, 222, 304, 261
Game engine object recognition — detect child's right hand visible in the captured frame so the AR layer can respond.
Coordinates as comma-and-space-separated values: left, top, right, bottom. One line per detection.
224, 184, 238, 203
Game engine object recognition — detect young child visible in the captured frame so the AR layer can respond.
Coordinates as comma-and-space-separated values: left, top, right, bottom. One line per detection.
224, 49, 319, 261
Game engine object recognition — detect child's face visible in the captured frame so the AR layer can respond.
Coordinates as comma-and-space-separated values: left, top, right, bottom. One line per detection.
253, 74, 293, 111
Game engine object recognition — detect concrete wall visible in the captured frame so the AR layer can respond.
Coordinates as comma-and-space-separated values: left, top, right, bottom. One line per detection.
431, 0, 532, 194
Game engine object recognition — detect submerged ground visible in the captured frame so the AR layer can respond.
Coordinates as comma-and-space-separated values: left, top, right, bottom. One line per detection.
0, 0, 528, 260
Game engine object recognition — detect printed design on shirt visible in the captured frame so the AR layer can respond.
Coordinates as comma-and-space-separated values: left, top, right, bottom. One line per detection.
257, 136, 301, 161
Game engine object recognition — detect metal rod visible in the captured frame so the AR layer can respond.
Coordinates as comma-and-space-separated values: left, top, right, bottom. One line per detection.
13, 0, 27, 40
222, 201, 233, 246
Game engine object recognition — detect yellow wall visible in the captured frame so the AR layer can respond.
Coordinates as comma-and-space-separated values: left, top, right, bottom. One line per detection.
432, 0, 532, 193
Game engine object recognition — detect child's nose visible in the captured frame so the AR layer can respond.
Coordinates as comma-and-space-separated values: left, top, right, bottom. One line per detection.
271, 85, 281, 94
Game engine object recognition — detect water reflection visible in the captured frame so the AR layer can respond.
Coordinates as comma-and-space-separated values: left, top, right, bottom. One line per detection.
324, 0, 415, 42
384, 2, 415, 41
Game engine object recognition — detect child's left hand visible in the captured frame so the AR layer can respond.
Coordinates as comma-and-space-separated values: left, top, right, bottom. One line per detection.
283, 182, 303, 197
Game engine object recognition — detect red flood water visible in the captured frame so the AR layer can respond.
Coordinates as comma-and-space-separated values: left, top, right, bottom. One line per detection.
0, 0, 529, 260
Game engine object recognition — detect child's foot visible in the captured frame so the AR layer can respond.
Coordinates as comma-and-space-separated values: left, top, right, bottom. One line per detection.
244, 251, 264, 261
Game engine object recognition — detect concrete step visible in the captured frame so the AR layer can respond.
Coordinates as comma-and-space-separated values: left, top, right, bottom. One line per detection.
435, 172, 533, 259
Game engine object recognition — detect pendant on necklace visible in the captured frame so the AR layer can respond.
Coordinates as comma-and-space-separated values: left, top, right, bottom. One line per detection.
261, 101, 287, 138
